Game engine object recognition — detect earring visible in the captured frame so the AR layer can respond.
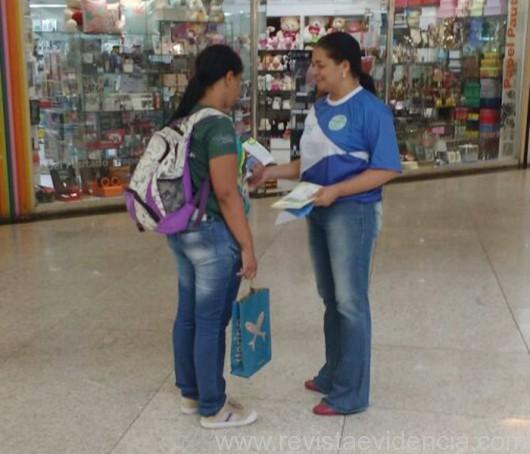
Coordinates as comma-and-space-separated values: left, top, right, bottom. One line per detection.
342, 72, 346, 79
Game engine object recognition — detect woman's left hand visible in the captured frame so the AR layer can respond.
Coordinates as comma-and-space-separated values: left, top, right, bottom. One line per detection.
313, 185, 340, 207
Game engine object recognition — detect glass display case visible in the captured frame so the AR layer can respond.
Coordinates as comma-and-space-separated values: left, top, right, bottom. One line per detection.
30, 0, 253, 207
389, 0, 513, 170
23, 0, 530, 213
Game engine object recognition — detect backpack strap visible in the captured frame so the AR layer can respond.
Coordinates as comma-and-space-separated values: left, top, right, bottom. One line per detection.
192, 178, 211, 227
175, 108, 229, 227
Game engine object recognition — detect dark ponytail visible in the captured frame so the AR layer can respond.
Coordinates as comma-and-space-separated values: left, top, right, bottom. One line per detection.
170, 44, 243, 122
315, 32, 376, 95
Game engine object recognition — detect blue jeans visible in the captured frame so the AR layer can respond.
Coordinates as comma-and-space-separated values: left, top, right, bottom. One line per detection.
307, 200, 382, 413
167, 220, 242, 416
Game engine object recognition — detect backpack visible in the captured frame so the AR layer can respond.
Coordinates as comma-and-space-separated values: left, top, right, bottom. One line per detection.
124, 108, 226, 234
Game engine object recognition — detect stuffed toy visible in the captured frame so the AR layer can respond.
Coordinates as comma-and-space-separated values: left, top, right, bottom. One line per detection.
207, 0, 224, 23
187, 0, 209, 21
348, 19, 364, 44
64, 0, 83, 32
271, 55, 284, 71
303, 17, 327, 44
266, 26, 279, 49
328, 17, 346, 34
82, 0, 125, 34
277, 16, 300, 49
282, 74, 293, 91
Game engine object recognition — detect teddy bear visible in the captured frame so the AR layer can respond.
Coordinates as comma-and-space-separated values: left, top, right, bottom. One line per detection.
348, 20, 364, 44
187, 0, 209, 22
282, 75, 293, 91
328, 17, 346, 34
260, 53, 274, 71
277, 16, 300, 49
64, 0, 83, 32
207, 0, 224, 23
271, 55, 284, 71
303, 17, 327, 44
266, 26, 279, 49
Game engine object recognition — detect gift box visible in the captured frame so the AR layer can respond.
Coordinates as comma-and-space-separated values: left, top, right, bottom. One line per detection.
480, 97, 502, 108
480, 131, 500, 139
480, 80, 502, 98
464, 82, 481, 107
455, 107, 469, 121
479, 108, 500, 124
484, 0, 507, 15
456, 0, 470, 16
417, 48, 438, 62
438, 0, 457, 17
449, 59, 462, 70
480, 68, 501, 78
469, 0, 485, 16
463, 56, 480, 78
468, 19, 483, 48
420, 7, 438, 28
479, 123, 500, 133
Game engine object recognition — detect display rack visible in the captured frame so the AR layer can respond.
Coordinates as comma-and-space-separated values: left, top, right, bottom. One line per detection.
31, 3, 252, 204
389, 0, 508, 170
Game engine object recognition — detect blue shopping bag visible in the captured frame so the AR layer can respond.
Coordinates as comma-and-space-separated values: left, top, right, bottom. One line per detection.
231, 288, 271, 378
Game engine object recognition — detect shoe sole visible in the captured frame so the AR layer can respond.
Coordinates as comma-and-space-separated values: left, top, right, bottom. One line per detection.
200, 410, 258, 429
181, 406, 199, 415
305, 383, 326, 394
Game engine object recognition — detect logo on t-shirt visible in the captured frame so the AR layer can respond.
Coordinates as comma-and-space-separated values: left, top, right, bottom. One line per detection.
328, 115, 348, 131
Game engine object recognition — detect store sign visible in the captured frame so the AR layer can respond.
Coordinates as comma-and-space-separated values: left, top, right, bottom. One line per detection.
499, 0, 520, 158
503, 0, 518, 90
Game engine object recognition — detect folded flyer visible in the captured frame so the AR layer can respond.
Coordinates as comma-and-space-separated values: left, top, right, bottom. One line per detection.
243, 138, 275, 167
271, 182, 322, 210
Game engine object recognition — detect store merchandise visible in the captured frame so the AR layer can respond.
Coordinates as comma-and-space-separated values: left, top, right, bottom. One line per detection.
390, 1, 509, 168
82, 0, 125, 34
64, 0, 83, 32
303, 16, 327, 45
31, 0, 254, 205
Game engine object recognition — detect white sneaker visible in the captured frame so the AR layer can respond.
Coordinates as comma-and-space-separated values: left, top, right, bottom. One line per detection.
200, 398, 258, 429
181, 396, 199, 415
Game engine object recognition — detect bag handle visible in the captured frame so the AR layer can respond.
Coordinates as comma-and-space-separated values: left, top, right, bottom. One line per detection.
238, 280, 257, 303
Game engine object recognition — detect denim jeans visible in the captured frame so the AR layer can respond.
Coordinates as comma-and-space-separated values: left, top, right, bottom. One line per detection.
167, 220, 242, 416
307, 199, 382, 413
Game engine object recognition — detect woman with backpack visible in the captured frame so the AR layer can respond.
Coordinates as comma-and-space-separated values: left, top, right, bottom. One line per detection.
251, 33, 401, 415
166, 44, 257, 429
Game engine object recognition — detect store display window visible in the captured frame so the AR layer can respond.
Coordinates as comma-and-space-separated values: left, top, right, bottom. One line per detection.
389, 0, 524, 170
27, 0, 251, 210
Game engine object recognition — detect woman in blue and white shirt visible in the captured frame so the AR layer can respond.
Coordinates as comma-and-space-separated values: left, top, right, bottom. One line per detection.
252, 32, 401, 416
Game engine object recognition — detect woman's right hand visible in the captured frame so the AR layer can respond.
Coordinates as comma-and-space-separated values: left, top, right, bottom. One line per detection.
248, 163, 270, 190
238, 247, 257, 280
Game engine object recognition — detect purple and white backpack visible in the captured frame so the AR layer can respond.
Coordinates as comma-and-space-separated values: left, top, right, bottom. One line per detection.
124, 108, 226, 234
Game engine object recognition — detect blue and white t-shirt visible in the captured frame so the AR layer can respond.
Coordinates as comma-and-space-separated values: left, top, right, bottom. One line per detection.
300, 86, 401, 204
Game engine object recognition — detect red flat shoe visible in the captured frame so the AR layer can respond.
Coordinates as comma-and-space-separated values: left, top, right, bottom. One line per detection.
304, 379, 323, 393
313, 401, 341, 416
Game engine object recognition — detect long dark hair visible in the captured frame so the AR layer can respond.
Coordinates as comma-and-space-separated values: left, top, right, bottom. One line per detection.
170, 44, 243, 122
315, 32, 376, 95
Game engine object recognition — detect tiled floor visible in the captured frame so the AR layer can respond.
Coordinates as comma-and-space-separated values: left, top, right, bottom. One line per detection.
1, 170, 530, 454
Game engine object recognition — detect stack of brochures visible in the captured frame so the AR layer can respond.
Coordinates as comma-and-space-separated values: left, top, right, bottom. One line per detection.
272, 182, 322, 224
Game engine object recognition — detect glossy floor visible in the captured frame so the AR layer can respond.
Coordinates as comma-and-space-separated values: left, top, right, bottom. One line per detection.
1, 170, 530, 454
